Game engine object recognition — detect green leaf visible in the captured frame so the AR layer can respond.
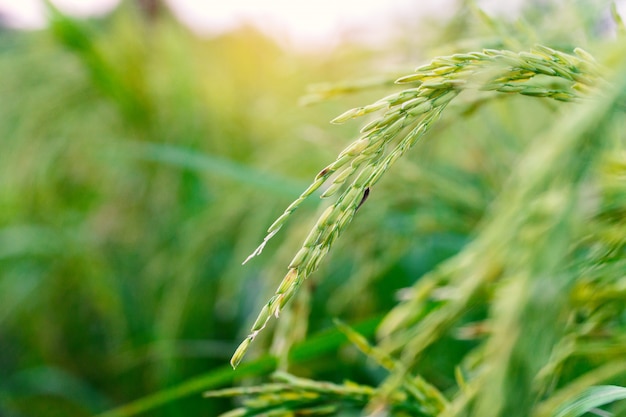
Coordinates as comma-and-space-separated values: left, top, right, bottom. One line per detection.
553, 385, 626, 417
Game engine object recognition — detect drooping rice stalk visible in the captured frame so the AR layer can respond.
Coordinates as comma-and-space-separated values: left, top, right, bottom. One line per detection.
232, 45, 605, 369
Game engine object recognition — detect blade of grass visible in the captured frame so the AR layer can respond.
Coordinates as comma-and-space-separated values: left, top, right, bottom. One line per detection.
120, 141, 308, 196
552, 385, 626, 417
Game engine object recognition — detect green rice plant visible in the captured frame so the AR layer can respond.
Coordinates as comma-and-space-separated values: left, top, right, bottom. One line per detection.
231, 44, 606, 369
222, 6, 626, 417
3, 1, 625, 417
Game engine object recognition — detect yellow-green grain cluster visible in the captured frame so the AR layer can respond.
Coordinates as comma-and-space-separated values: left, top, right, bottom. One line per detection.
232, 45, 602, 369
206, 368, 450, 417
205, 372, 375, 417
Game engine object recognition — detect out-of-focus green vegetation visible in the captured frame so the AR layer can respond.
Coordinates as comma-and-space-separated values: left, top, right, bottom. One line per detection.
0, 2, 405, 416
0, 1, 625, 417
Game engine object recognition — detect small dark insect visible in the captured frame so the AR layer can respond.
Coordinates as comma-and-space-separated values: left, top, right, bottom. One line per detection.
315, 167, 330, 180
356, 187, 370, 211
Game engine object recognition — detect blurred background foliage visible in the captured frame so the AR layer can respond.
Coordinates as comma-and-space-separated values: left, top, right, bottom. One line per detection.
0, 1, 624, 416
